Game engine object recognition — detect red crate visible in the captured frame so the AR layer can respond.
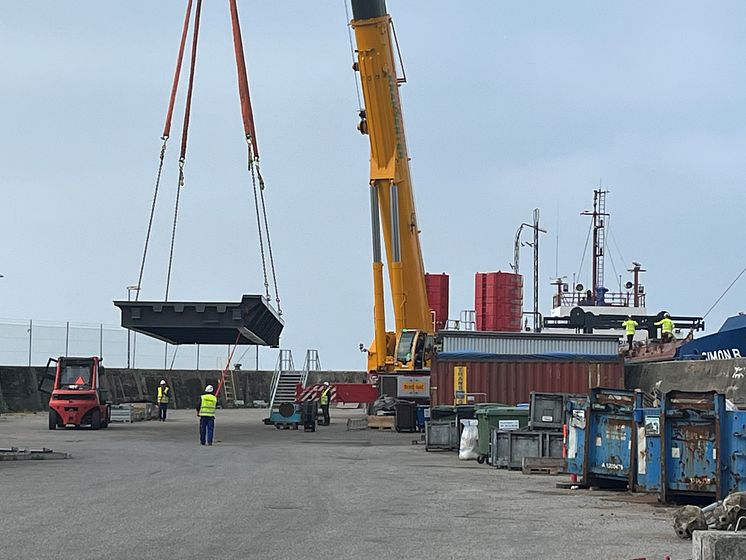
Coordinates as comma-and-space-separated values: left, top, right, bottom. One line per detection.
475, 272, 523, 332
425, 273, 449, 331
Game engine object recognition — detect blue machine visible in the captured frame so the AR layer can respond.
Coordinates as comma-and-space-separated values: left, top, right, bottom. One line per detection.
269, 403, 301, 430
660, 390, 726, 503
565, 394, 589, 478
583, 388, 638, 489
725, 410, 746, 493
633, 407, 662, 493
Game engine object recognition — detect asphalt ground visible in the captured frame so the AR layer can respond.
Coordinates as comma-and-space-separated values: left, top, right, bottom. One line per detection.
1, 408, 691, 560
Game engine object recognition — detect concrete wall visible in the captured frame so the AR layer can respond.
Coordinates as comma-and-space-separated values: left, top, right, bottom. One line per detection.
626, 358, 746, 405
0, 366, 365, 412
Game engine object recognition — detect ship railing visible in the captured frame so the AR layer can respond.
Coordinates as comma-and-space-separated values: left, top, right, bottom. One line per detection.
553, 292, 645, 308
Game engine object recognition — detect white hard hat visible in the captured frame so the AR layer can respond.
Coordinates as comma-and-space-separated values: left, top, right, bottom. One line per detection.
205, 384, 214, 393
323, 381, 330, 386
160, 380, 166, 385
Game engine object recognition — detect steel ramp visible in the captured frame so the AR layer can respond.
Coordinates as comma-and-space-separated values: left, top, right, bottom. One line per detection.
114, 294, 283, 347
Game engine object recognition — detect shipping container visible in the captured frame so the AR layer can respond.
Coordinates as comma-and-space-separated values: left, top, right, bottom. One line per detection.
475, 272, 523, 333
425, 273, 449, 331
660, 390, 726, 502
430, 354, 624, 406
438, 330, 620, 356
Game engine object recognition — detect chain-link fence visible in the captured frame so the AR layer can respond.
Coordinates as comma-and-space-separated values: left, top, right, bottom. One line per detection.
0, 318, 262, 370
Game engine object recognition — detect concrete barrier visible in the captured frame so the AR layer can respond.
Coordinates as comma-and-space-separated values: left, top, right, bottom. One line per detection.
0, 366, 365, 412
693, 530, 746, 559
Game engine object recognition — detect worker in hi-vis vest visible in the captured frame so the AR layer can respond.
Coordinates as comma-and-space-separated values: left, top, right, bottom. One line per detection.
157, 380, 170, 422
654, 313, 676, 343
320, 382, 332, 426
197, 385, 218, 446
621, 316, 638, 352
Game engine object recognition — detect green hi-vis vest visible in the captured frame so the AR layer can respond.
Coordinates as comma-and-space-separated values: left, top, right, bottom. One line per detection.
157, 386, 170, 404
200, 393, 217, 417
320, 387, 331, 405
622, 320, 638, 336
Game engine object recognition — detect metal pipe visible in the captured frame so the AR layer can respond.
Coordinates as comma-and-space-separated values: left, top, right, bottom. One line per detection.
351, 0, 387, 20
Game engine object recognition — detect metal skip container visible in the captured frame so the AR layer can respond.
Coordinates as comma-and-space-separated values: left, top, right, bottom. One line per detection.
475, 406, 529, 464
583, 388, 638, 489
660, 390, 726, 503
425, 419, 458, 451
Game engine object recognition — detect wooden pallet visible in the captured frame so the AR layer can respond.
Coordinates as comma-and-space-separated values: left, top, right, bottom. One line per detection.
521, 457, 564, 476
367, 415, 395, 430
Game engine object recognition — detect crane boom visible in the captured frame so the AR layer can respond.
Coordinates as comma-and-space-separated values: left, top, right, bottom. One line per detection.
350, 0, 433, 372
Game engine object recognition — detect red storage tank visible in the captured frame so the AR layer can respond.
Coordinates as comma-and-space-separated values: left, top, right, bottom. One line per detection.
475, 272, 523, 332
425, 273, 449, 331
430, 356, 624, 406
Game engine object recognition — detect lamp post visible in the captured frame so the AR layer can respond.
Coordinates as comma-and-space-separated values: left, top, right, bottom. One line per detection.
126, 285, 140, 368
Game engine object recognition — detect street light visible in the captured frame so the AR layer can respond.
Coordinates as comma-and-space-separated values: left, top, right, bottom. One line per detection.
126, 285, 140, 368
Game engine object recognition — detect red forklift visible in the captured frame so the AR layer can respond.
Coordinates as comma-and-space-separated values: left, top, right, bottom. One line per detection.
38, 356, 111, 430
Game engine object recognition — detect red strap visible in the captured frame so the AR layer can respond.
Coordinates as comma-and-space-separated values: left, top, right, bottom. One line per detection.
228, 0, 259, 158
162, 0, 194, 139
179, 0, 203, 162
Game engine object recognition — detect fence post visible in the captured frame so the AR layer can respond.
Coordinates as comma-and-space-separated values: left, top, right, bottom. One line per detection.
196, 344, 200, 370
99, 324, 103, 359
28, 319, 32, 366
65, 321, 70, 356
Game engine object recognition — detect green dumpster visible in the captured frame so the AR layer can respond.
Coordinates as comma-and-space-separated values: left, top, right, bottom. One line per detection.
476, 407, 529, 464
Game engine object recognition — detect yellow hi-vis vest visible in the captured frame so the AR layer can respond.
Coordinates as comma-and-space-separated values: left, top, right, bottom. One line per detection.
199, 393, 217, 417
320, 387, 331, 405
655, 317, 675, 333
622, 319, 638, 336
157, 386, 170, 404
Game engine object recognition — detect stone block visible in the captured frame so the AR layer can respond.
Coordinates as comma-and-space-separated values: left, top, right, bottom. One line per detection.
693, 530, 746, 560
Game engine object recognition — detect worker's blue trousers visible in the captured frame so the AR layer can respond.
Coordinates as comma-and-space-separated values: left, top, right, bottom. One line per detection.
199, 416, 215, 445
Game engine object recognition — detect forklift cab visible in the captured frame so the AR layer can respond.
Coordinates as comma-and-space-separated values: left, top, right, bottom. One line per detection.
38, 356, 111, 430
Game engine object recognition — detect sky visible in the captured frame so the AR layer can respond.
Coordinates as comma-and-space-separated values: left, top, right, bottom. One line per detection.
1, 1, 745, 370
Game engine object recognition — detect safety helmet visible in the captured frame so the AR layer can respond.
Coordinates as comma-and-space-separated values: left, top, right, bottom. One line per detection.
664, 312, 670, 318
205, 384, 214, 393
160, 380, 166, 385
323, 381, 330, 386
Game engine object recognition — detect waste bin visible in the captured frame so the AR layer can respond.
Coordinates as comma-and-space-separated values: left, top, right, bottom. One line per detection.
476, 406, 529, 464
395, 401, 417, 433
302, 400, 317, 432
529, 392, 568, 431
416, 405, 430, 431
425, 419, 458, 451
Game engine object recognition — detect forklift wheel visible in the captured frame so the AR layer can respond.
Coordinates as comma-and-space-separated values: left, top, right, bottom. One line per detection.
48, 410, 58, 431
477, 456, 486, 465
274, 424, 281, 430
90, 409, 101, 430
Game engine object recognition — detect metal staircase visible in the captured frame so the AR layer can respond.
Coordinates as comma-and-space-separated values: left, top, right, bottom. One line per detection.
268, 350, 299, 412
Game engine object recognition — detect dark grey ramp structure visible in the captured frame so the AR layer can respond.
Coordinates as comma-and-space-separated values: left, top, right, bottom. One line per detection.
114, 294, 283, 347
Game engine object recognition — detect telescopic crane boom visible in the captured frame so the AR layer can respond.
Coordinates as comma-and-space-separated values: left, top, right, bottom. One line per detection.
350, 0, 433, 373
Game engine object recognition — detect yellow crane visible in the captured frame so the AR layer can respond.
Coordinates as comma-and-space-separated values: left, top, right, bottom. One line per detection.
350, 0, 434, 373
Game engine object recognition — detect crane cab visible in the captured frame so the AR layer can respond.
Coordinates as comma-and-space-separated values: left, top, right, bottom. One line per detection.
394, 329, 434, 371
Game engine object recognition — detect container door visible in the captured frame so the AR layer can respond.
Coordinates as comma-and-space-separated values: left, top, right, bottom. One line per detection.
726, 411, 746, 493
587, 414, 633, 480
565, 398, 587, 476
665, 419, 718, 496
635, 409, 661, 493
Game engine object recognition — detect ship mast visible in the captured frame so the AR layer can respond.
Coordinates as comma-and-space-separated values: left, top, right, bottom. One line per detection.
581, 188, 609, 302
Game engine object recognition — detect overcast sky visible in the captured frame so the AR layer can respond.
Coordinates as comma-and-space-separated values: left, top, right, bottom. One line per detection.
2, 1, 745, 370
